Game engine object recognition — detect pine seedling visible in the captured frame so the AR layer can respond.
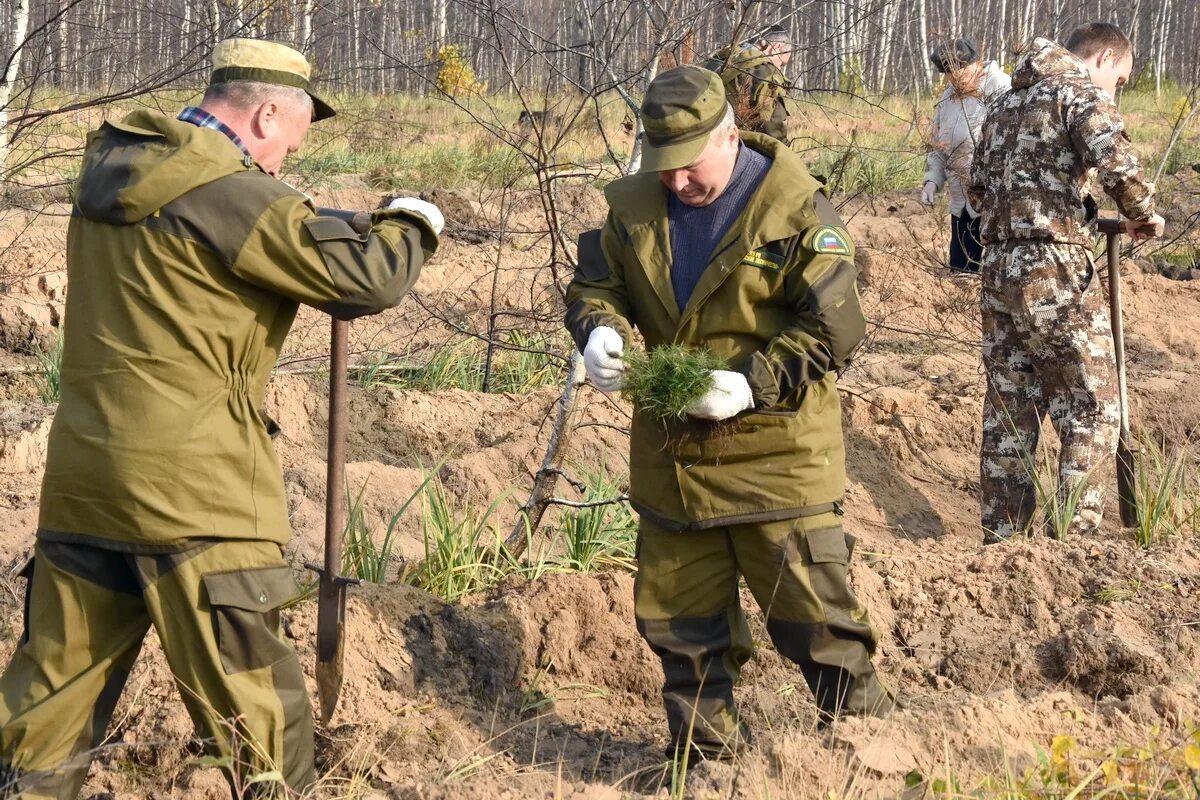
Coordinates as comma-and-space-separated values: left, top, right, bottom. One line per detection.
621, 345, 725, 422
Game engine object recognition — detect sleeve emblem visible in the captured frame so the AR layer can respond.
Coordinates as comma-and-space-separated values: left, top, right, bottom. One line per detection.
811, 226, 851, 255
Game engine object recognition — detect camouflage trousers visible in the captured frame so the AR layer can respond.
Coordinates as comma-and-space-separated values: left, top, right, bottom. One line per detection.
0, 538, 315, 799
635, 510, 894, 757
980, 240, 1120, 541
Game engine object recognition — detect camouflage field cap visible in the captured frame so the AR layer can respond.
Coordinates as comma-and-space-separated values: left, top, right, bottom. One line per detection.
640, 65, 729, 172
211, 38, 336, 121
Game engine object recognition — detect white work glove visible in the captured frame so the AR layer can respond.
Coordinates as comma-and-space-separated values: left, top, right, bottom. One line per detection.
387, 196, 445, 235
1126, 213, 1164, 241
582, 326, 625, 393
920, 181, 938, 206
686, 370, 754, 421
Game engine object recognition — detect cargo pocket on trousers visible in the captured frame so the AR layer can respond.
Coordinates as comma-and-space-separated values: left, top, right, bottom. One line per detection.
203, 566, 300, 675
803, 527, 857, 612
17, 557, 34, 645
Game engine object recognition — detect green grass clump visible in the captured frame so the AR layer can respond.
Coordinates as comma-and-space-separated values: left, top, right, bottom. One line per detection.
621, 345, 725, 422
28, 331, 64, 404
352, 332, 564, 394
1132, 435, 1199, 548
556, 470, 636, 573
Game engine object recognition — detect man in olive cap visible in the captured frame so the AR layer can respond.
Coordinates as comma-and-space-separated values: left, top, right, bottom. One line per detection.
566, 65, 894, 760
703, 23, 796, 143
0, 38, 442, 799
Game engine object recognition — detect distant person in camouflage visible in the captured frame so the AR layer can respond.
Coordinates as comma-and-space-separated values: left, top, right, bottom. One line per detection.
704, 24, 796, 143
968, 23, 1164, 543
565, 65, 893, 761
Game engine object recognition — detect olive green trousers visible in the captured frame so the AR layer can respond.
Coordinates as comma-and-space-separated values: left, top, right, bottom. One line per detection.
0, 538, 315, 799
635, 511, 894, 756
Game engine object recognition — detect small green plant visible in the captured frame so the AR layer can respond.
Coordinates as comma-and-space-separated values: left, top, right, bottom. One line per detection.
342, 469, 440, 583
1095, 578, 1142, 604
407, 480, 514, 602
918, 727, 1200, 799
1132, 435, 1199, 548
556, 470, 636, 573
354, 333, 562, 394
518, 657, 610, 716
1005, 407, 1091, 541
622, 345, 724, 422
485, 331, 563, 394
28, 330, 64, 403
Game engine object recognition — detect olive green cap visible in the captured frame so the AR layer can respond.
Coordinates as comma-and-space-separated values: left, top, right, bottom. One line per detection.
639, 65, 729, 172
211, 38, 336, 121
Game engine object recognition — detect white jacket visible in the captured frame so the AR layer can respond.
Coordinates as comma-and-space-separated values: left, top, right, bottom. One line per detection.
924, 61, 1011, 216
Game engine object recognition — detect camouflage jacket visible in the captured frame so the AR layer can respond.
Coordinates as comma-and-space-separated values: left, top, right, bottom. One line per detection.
968, 38, 1155, 246
565, 133, 865, 529
703, 46, 795, 143
39, 111, 437, 550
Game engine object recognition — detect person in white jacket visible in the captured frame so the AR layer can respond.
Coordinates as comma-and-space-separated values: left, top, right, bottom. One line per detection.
921, 38, 1011, 274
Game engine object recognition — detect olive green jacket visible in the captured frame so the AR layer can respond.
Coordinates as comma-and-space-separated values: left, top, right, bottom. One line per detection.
39, 111, 437, 550
704, 46, 795, 143
565, 133, 865, 529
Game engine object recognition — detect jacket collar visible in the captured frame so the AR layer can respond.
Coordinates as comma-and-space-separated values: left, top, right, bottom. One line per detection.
603, 133, 823, 326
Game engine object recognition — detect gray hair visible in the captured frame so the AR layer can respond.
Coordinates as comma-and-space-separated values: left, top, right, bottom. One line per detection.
759, 24, 790, 48
203, 80, 313, 119
709, 102, 737, 141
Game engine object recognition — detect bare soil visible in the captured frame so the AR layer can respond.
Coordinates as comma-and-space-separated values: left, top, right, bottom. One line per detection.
0, 176, 1197, 798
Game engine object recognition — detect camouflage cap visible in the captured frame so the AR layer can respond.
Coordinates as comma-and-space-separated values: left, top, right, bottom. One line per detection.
639, 65, 729, 172
211, 38, 336, 121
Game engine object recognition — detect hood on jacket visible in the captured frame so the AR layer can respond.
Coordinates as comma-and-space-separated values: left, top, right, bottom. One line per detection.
1012, 37, 1090, 92
74, 110, 252, 225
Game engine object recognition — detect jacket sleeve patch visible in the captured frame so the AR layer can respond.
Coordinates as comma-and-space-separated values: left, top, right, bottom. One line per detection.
302, 216, 368, 244
810, 226, 852, 255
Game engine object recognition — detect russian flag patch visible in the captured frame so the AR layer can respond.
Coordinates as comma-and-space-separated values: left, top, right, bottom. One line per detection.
812, 226, 851, 255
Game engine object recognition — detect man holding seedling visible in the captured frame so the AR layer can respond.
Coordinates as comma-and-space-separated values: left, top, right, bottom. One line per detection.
704, 24, 796, 144
0, 39, 441, 799
969, 23, 1164, 543
565, 64, 893, 760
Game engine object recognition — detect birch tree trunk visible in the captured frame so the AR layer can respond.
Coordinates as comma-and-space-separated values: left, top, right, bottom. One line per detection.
997, 0, 1007, 67
917, 0, 932, 90
0, 0, 31, 173
301, 0, 314, 49
434, 0, 448, 50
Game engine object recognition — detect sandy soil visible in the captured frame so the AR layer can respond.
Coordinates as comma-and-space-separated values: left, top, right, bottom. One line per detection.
0, 174, 1197, 798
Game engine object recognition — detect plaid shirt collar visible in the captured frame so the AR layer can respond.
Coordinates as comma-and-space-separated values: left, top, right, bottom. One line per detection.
178, 106, 253, 164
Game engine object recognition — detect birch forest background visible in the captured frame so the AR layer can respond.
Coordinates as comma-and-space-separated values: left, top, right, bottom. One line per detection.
3, 0, 1199, 106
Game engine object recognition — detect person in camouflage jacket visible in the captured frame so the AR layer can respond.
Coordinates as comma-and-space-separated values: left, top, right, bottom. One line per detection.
968, 24, 1163, 543
703, 25, 796, 144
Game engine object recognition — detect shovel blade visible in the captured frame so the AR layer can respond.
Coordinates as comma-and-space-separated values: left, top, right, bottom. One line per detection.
1116, 433, 1139, 529
315, 574, 348, 723
315, 642, 345, 725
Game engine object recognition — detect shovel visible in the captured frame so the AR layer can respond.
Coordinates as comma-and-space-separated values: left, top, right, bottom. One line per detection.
306, 209, 370, 722
1097, 216, 1138, 528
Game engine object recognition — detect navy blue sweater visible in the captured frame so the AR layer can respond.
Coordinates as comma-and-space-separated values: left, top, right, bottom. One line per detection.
668, 144, 772, 311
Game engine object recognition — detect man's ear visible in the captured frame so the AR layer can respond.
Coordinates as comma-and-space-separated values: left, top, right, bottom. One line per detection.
250, 101, 280, 138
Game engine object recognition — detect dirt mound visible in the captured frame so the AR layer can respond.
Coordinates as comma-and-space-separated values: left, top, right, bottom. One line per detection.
1, 178, 1199, 798
879, 537, 1200, 700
